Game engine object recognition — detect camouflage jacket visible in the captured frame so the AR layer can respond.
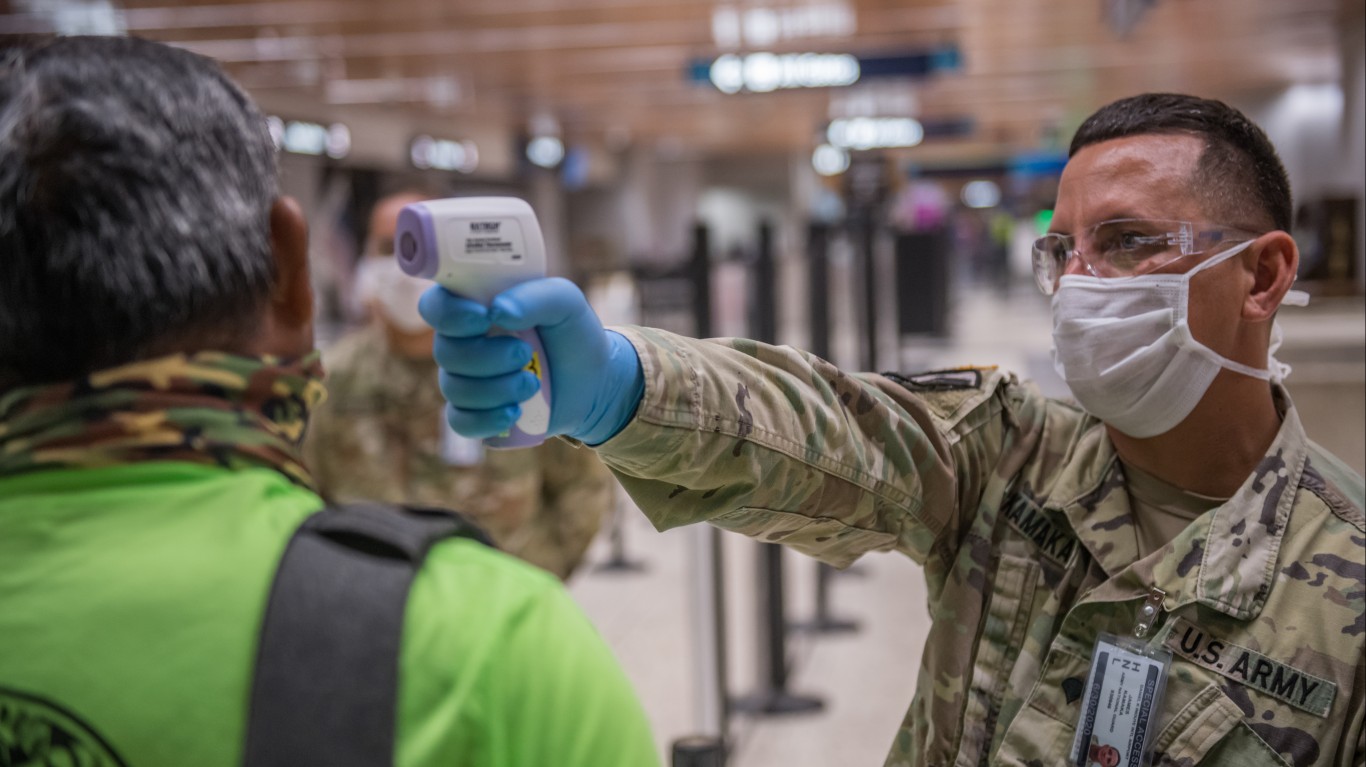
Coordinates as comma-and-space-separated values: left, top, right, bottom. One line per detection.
305, 323, 612, 580
600, 327, 1365, 767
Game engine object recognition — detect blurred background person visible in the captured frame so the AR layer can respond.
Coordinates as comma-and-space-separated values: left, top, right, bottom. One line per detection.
305, 191, 613, 581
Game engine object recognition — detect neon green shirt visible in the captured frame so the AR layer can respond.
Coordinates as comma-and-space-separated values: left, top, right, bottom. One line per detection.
0, 462, 659, 766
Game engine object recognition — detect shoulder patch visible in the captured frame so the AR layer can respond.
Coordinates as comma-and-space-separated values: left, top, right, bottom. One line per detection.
885, 367, 993, 392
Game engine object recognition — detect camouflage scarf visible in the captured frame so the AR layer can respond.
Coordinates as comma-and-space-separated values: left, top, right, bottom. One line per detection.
0, 351, 326, 490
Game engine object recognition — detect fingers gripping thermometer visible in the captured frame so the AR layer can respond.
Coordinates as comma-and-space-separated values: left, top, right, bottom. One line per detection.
395, 197, 550, 449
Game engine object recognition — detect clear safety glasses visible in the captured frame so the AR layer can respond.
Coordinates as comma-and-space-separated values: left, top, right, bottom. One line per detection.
1031, 218, 1261, 295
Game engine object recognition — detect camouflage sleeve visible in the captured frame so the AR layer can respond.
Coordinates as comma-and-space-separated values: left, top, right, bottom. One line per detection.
302, 389, 391, 503
595, 326, 1036, 569
302, 366, 406, 505
518, 440, 613, 580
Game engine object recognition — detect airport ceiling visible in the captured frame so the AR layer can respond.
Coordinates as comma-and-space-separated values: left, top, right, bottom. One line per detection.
2, 0, 1360, 162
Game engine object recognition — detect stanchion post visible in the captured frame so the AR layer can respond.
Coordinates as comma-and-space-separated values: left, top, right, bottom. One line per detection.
732, 220, 824, 716
792, 221, 861, 633
672, 735, 727, 767
830, 209, 878, 579
855, 212, 879, 372
686, 223, 731, 743
594, 483, 646, 573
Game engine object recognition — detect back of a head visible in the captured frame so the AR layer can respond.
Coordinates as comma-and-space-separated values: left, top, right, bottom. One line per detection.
0, 36, 279, 387
1069, 92, 1292, 234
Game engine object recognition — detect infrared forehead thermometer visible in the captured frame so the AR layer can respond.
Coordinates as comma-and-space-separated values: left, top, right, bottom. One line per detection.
395, 197, 550, 449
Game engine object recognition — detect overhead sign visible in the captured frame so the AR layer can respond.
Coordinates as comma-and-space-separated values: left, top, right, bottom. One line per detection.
825, 115, 975, 150
15, 0, 125, 35
691, 45, 961, 93
827, 117, 923, 149
410, 135, 479, 173
811, 144, 850, 176
961, 180, 1002, 209
856, 47, 961, 78
526, 136, 565, 169
1105, 0, 1157, 38
708, 52, 859, 94
711, 3, 855, 48
267, 116, 350, 159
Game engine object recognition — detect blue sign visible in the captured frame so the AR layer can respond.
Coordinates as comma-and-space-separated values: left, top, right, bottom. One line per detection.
856, 47, 962, 79
688, 45, 961, 91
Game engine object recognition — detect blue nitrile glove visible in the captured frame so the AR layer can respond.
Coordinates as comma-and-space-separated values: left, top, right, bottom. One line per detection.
419, 277, 645, 445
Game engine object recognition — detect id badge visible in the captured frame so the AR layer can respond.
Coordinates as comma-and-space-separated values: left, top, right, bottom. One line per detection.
440, 414, 485, 467
1070, 633, 1171, 767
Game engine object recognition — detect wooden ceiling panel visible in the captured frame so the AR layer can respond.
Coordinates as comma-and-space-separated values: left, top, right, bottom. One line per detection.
1, 0, 1350, 157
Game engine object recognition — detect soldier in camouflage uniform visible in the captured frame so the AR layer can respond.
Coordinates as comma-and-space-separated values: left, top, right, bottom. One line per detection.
306, 193, 612, 580
426, 94, 1364, 765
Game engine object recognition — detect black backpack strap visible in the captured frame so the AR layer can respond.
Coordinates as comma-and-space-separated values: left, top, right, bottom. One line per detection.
242, 502, 491, 767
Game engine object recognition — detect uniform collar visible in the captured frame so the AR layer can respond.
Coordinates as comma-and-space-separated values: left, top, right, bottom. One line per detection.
1049, 387, 1308, 621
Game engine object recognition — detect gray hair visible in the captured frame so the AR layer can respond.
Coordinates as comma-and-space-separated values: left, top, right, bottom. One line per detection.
0, 35, 280, 386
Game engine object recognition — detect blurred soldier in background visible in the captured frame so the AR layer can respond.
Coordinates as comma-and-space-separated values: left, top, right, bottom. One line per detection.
306, 192, 613, 581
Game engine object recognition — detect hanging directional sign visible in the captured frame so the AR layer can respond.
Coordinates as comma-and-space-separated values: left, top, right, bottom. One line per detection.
266, 116, 351, 159
689, 45, 961, 93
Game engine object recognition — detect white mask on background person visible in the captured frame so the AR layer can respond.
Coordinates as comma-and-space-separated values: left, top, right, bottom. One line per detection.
353, 254, 430, 333
1051, 240, 1309, 438
351, 254, 386, 306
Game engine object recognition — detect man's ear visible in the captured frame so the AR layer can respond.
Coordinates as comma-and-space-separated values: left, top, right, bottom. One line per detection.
265, 196, 314, 353
1243, 230, 1298, 322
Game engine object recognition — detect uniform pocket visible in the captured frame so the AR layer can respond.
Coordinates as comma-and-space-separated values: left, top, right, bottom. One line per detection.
992, 705, 1075, 766
955, 554, 1040, 766
1153, 684, 1290, 767
992, 637, 1091, 763
1020, 637, 1092, 724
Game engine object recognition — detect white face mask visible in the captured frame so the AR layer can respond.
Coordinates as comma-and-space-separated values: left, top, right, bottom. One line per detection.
354, 255, 430, 333
1051, 240, 1309, 438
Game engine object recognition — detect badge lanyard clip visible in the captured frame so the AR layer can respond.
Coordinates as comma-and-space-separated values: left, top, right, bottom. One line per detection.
1133, 587, 1166, 639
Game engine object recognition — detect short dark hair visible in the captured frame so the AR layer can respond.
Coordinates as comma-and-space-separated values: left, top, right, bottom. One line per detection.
1069, 93, 1292, 233
0, 36, 279, 386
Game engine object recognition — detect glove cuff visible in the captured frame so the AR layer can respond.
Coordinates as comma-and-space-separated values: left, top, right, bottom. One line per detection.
574, 330, 645, 446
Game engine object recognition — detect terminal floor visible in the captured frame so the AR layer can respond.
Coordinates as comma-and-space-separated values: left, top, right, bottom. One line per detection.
569, 284, 1365, 767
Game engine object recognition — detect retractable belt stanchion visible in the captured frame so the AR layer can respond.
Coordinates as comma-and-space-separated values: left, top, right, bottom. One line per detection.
732, 221, 824, 717
828, 209, 877, 579
672, 736, 727, 767
595, 482, 646, 573
670, 223, 731, 764
792, 221, 860, 635
855, 211, 879, 374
